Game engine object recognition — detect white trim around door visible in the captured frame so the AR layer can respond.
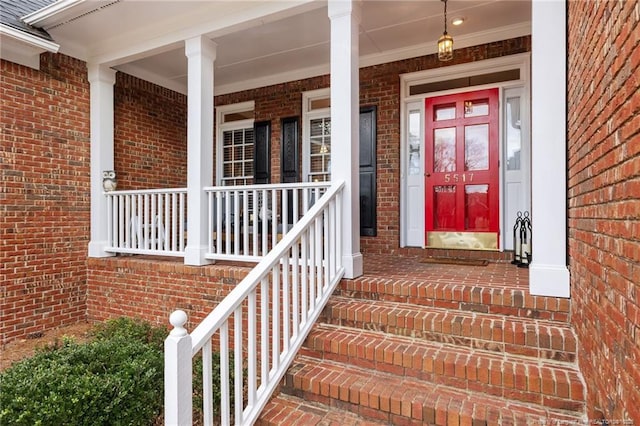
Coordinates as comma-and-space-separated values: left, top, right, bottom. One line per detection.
400, 53, 531, 251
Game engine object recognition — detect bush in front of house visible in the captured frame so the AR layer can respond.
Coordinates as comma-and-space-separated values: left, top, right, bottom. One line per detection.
0, 318, 166, 426
0, 317, 242, 425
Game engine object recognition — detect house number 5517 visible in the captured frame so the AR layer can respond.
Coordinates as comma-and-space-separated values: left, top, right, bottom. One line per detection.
444, 173, 474, 183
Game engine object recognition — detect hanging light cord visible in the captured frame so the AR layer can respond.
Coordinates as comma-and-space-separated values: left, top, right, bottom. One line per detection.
443, 0, 448, 35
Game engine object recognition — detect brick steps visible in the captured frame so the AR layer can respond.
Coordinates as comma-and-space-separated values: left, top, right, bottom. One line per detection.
283, 356, 585, 425
257, 259, 586, 425
322, 296, 577, 362
338, 277, 570, 321
301, 324, 584, 410
256, 393, 388, 426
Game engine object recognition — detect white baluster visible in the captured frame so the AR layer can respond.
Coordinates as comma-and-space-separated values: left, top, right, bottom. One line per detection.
234, 307, 243, 424
248, 289, 257, 407
220, 322, 230, 425
202, 339, 213, 426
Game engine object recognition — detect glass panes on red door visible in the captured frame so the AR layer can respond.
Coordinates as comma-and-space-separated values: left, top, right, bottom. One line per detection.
425, 89, 499, 250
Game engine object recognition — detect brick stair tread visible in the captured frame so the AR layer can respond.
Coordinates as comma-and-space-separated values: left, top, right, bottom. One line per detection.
302, 324, 584, 408
285, 355, 586, 425
323, 296, 577, 362
257, 393, 388, 425
337, 276, 570, 322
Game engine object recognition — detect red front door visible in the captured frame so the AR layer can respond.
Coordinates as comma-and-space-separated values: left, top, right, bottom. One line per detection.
425, 88, 500, 250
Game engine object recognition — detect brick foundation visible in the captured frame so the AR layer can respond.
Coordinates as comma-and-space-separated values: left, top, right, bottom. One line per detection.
87, 257, 252, 328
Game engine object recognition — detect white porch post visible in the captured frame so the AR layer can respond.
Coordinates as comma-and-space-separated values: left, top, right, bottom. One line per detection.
88, 64, 117, 258
530, 0, 570, 297
328, 0, 363, 279
184, 36, 216, 266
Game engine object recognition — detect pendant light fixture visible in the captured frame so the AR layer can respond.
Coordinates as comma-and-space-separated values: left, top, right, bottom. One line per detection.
438, 0, 454, 62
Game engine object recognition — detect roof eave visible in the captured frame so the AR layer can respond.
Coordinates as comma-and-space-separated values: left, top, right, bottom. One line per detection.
0, 23, 60, 52
22, 0, 87, 27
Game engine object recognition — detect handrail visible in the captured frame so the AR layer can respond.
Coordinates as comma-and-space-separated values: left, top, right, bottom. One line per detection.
164, 180, 345, 426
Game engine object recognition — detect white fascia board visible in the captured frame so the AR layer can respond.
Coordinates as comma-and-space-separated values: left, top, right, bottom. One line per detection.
0, 23, 60, 52
22, 0, 86, 26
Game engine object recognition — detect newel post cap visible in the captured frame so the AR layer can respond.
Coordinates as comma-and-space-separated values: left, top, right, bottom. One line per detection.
169, 310, 188, 337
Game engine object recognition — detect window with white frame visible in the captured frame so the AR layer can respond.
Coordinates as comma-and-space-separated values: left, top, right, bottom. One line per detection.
302, 89, 331, 182
216, 102, 255, 186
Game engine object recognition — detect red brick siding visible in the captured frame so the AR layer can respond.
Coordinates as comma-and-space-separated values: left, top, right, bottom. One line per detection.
1, 54, 90, 344
86, 257, 250, 329
114, 73, 188, 189
568, 1, 640, 421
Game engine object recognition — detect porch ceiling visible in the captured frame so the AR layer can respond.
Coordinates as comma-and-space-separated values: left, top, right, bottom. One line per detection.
36, 0, 530, 95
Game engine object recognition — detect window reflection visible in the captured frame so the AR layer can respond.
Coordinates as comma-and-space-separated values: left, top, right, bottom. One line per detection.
408, 110, 421, 176
464, 99, 489, 117
506, 97, 521, 171
435, 104, 456, 121
434, 127, 456, 172
464, 124, 489, 171
434, 185, 456, 229
465, 184, 489, 230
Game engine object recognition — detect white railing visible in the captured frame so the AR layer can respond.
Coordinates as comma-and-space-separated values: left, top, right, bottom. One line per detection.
165, 180, 345, 426
105, 188, 187, 256
205, 182, 330, 262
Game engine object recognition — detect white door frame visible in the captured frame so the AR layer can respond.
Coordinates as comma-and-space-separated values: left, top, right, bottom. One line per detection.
400, 53, 531, 250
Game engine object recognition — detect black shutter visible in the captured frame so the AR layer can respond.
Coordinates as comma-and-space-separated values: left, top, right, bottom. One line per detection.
280, 117, 299, 225
360, 106, 377, 236
253, 120, 271, 184
280, 117, 299, 183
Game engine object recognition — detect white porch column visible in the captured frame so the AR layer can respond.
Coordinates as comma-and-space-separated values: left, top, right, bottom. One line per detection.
184, 36, 216, 266
530, 0, 570, 297
329, 0, 363, 279
88, 64, 117, 258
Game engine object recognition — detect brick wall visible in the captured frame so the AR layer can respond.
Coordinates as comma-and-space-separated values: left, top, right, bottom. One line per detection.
114, 73, 188, 190
567, 1, 640, 421
1, 54, 90, 344
86, 257, 250, 329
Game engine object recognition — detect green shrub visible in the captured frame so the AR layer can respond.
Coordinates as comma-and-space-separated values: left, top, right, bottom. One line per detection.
0, 318, 165, 426
193, 351, 239, 420
0, 317, 241, 425
91, 316, 167, 350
